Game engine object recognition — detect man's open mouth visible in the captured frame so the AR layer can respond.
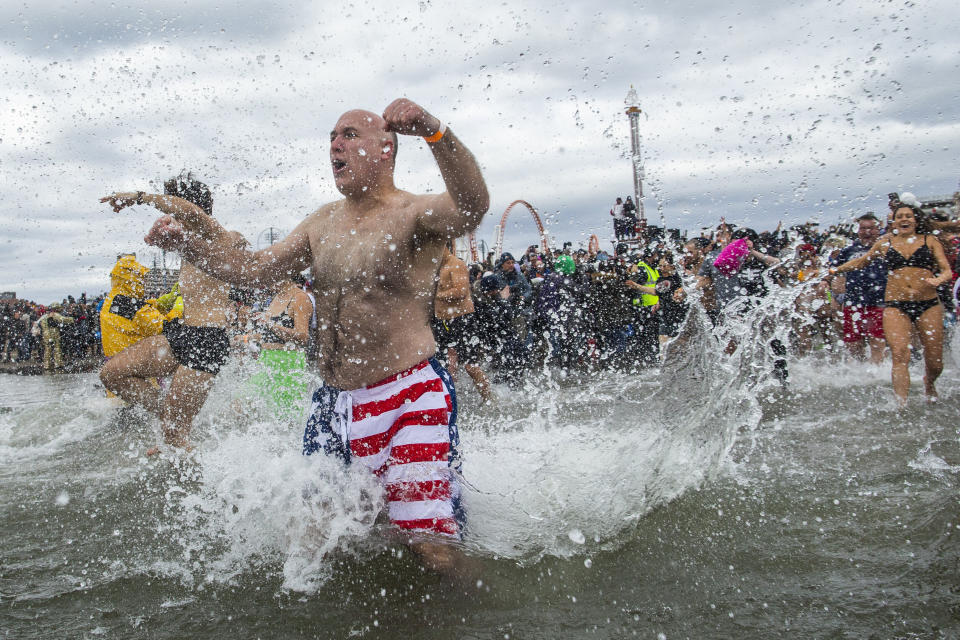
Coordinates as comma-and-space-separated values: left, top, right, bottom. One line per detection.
332, 159, 347, 174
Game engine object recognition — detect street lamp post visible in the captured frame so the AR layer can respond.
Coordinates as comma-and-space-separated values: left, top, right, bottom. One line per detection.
624, 85, 645, 222
257, 227, 287, 251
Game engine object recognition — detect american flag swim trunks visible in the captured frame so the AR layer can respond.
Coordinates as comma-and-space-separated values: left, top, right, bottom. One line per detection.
302, 358, 464, 537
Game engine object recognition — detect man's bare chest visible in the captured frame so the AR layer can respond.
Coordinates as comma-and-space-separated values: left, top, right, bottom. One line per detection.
180, 263, 230, 305
309, 219, 421, 289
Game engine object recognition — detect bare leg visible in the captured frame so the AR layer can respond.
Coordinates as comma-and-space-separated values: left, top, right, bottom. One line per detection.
914, 305, 944, 401
868, 336, 886, 364
409, 540, 475, 581
724, 338, 738, 355
100, 335, 178, 415
794, 322, 812, 356
883, 308, 913, 406
446, 346, 459, 383
846, 339, 866, 360
658, 335, 671, 361
156, 365, 216, 449
463, 362, 492, 402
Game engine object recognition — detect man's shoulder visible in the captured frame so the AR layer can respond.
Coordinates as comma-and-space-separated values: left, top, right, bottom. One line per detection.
306, 200, 344, 224
836, 243, 862, 258
837, 242, 882, 266
697, 252, 719, 277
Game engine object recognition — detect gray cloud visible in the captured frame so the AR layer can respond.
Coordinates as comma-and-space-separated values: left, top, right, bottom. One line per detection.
2, 0, 958, 302
0, 0, 304, 55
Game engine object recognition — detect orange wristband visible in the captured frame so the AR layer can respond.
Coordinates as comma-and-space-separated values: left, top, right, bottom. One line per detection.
423, 122, 446, 143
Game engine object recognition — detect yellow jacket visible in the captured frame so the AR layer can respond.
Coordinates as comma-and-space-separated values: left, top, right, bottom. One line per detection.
99, 255, 168, 357
38, 311, 75, 335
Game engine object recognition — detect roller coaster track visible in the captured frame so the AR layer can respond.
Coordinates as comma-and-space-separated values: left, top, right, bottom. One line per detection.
469, 199, 549, 262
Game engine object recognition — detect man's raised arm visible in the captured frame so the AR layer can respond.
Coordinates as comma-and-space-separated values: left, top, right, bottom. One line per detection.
102, 191, 312, 288
382, 99, 490, 238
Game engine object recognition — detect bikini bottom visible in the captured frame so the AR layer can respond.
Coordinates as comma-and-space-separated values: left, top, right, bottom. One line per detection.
885, 298, 940, 324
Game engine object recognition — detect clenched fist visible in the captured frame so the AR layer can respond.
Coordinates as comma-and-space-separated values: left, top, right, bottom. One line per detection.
382, 99, 442, 138
144, 215, 187, 251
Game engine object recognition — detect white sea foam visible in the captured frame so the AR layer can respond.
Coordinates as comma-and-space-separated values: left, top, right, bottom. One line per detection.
10, 282, 955, 595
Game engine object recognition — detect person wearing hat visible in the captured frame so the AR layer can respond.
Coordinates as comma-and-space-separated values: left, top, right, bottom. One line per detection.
829, 213, 887, 363
496, 252, 532, 308
474, 272, 527, 385
532, 254, 586, 367
99, 254, 170, 360
36, 303, 75, 371
100, 173, 248, 454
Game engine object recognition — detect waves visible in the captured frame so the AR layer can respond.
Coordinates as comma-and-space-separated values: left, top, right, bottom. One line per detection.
3, 287, 957, 598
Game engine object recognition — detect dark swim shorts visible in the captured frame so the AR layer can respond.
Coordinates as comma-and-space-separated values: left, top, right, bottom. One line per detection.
162, 319, 230, 374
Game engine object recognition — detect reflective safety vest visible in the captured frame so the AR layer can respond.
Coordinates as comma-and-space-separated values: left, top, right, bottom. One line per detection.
632, 261, 660, 307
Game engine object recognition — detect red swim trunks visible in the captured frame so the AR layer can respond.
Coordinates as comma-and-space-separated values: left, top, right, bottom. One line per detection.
302, 358, 463, 537
842, 304, 885, 342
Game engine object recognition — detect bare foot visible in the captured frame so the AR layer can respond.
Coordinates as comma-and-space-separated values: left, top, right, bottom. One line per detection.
409, 540, 477, 583
923, 376, 938, 403
145, 442, 193, 456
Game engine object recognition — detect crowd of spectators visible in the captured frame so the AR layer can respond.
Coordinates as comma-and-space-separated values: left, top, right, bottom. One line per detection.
0, 294, 104, 370
445, 192, 960, 389
4, 192, 959, 394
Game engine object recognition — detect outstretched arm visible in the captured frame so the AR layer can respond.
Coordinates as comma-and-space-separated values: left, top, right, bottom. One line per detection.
624, 280, 657, 295
102, 191, 313, 288
833, 236, 888, 274
748, 246, 780, 267
383, 99, 490, 238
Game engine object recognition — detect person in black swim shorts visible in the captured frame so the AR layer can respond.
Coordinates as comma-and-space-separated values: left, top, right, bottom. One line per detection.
100, 172, 248, 451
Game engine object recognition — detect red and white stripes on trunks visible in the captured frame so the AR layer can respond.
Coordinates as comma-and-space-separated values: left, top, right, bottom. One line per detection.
302, 358, 463, 537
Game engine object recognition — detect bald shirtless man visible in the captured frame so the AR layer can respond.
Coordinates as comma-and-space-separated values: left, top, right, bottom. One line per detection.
103, 99, 489, 571
100, 173, 248, 453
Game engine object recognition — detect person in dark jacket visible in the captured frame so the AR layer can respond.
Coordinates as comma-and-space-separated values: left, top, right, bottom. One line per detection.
496, 252, 533, 308
622, 196, 638, 238
533, 254, 586, 368
473, 274, 527, 385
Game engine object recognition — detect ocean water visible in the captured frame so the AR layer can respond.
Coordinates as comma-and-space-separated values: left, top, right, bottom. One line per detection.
1, 311, 958, 639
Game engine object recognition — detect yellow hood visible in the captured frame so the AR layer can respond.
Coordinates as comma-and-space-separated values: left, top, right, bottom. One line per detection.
109, 255, 148, 297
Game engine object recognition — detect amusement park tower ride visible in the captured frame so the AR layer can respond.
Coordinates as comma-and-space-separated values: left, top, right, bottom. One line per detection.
625, 86, 645, 222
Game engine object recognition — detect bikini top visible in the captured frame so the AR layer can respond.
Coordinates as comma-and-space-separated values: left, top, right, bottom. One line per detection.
885, 236, 937, 272
270, 310, 295, 329
258, 302, 295, 343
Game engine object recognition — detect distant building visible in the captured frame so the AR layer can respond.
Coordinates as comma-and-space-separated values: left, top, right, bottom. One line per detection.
145, 268, 179, 298
920, 192, 960, 220
0, 291, 15, 301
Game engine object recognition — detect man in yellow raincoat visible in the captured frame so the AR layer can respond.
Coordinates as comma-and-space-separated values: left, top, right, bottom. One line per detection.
99, 254, 174, 359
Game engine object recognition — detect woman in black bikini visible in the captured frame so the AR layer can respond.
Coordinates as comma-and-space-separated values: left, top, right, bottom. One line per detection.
246, 275, 313, 419
834, 204, 953, 404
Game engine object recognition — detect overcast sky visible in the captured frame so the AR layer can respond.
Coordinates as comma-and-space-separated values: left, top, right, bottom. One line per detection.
2, 0, 958, 302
